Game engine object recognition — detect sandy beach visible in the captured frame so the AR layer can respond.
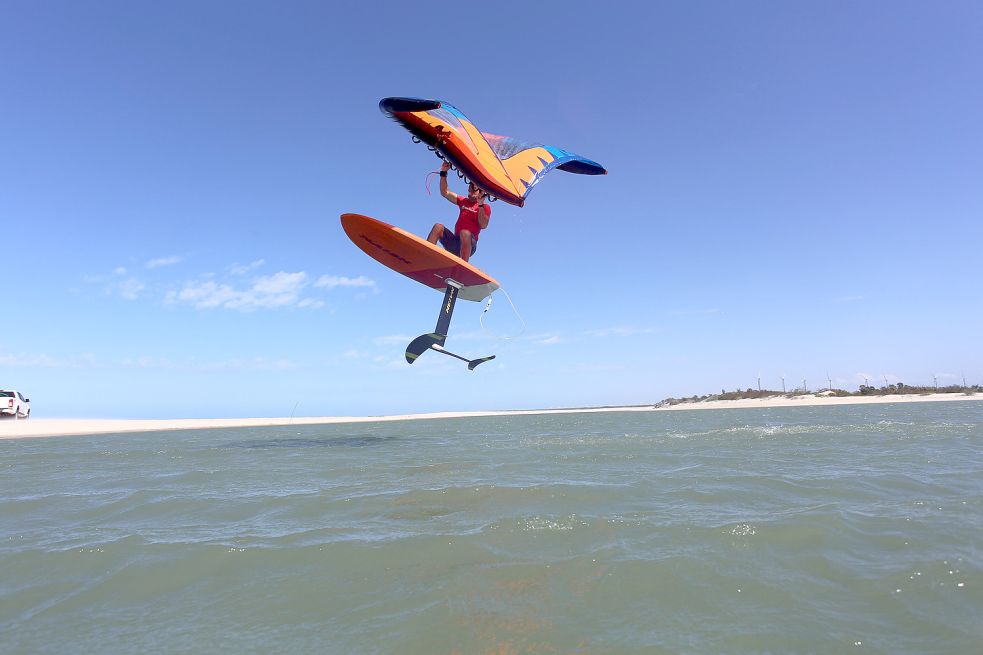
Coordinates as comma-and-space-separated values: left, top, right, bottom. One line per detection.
1, 393, 979, 440
0, 407, 658, 439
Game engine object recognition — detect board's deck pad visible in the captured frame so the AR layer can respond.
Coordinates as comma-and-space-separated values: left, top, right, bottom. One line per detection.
341, 213, 499, 302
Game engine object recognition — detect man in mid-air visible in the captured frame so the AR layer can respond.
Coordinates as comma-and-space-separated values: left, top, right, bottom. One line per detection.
427, 160, 490, 263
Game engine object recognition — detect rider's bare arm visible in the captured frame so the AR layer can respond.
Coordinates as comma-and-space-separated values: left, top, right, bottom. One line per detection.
439, 162, 459, 204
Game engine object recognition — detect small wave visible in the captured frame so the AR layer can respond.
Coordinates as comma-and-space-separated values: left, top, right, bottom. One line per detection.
224, 435, 400, 449
519, 514, 588, 532
727, 523, 757, 536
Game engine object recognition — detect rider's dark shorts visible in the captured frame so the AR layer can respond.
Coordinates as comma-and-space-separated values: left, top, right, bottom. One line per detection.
438, 226, 477, 258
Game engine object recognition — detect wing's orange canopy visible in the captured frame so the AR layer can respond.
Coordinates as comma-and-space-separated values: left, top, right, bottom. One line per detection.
380, 97, 606, 208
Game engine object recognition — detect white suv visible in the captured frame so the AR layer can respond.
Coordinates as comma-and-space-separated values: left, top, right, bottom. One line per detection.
1, 390, 30, 419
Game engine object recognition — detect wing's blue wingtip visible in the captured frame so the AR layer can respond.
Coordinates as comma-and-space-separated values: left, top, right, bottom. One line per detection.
380, 97, 442, 114
557, 159, 607, 176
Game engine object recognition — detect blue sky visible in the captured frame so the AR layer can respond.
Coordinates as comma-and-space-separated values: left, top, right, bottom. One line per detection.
3, 1, 982, 418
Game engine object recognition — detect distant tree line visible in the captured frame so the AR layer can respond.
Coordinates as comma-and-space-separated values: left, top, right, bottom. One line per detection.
856, 382, 981, 396
657, 383, 981, 407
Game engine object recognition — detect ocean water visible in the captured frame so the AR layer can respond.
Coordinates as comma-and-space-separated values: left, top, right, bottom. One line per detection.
2, 402, 982, 654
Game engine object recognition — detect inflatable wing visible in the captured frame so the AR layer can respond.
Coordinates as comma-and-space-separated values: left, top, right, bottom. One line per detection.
380, 97, 606, 208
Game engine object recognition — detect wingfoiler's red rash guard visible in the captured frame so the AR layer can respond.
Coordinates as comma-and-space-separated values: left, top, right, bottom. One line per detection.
455, 197, 489, 241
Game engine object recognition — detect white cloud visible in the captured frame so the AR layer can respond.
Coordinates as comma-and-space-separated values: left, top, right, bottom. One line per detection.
169, 281, 237, 309
537, 335, 562, 345
315, 275, 377, 290
230, 259, 265, 275
0, 353, 65, 367
92, 259, 373, 310
251, 271, 307, 304
145, 255, 182, 269
167, 271, 316, 311
84, 267, 145, 300
117, 278, 145, 300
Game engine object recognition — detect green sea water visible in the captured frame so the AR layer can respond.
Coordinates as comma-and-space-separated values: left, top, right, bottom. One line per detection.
2, 402, 982, 654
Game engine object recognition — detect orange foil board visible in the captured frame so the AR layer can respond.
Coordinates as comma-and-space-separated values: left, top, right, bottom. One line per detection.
341, 213, 499, 302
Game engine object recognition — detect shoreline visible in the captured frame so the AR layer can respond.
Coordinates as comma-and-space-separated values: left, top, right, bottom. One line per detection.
1, 393, 979, 439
